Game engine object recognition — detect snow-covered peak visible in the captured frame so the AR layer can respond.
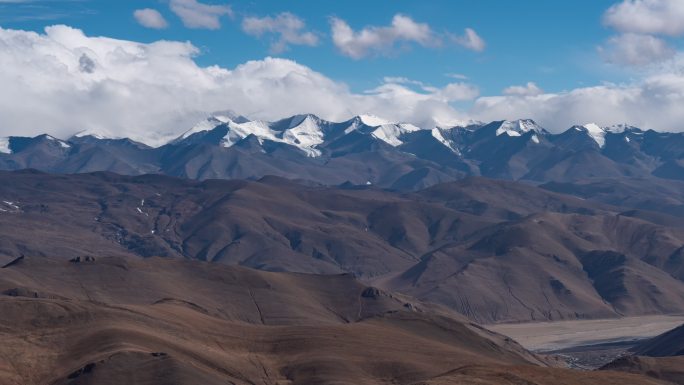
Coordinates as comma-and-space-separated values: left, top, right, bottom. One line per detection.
358, 114, 390, 127
0, 137, 11, 154
282, 115, 324, 157
176, 115, 232, 142
219, 117, 324, 157
495, 119, 545, 137
371, 123, 421, 147
222, 120, 273, 147
287, 114, 320, 129
72, 127, 120, 141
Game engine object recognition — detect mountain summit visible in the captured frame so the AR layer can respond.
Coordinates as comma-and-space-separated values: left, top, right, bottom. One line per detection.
1, 113, 683, 189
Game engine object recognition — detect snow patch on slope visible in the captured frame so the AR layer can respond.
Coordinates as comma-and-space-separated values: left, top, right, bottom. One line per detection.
582, 123, 606, 148
73, 127, 119, 140
358, 114, 389, 127
0, 138, 11, 154
496, 119, 544, 137
431, 128, 461, 154
177, 116, 232, 141
45, 135, 71, 148
371, 124, 421, 147
222, 120, 274, 146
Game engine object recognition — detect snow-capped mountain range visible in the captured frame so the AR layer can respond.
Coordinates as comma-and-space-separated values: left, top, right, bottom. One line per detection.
1, 113, 683, 190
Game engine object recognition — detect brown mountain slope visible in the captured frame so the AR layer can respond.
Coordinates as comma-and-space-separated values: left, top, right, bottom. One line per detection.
1, 171, 684, 322
601, 356, 684, 385
632, 323, 684, 357
0, 255, 667, 385
382, 211, 684, 322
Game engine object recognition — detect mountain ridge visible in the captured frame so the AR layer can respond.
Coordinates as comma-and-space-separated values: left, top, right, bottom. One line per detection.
3, 114, 683, 190
3, 170, 684, 323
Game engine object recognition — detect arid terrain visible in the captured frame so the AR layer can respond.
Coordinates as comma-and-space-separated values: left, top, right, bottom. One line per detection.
4, 1, 684, 383
0, 254, 674, 385
3, 171, 684, 325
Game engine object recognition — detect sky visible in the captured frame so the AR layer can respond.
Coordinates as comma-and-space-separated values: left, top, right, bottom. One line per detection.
1, 0, 684, 145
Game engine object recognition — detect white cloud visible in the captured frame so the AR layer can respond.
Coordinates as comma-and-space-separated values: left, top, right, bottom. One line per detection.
241, 12, 318, 53
381, 77, 479, 101
603, 0, 684, 36
599, 33, 675, 66
471, 67, 684, 132
330, 15, 485, 59
451, 28, 486, 52
330, 14, 441, 59
169, 0, 232, 30
6, 22, 684, 149
446, 73, 469, 80
0, 25, 474, 146
133, 9, 168, 29
502, 82, 544, 96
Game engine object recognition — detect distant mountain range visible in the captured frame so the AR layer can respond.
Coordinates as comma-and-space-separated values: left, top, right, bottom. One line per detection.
2, 114, 683, 189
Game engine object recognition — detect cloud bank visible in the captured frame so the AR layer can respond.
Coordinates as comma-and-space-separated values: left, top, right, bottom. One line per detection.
472, 68, 684, 131
603, 0, 684, 36
3, 23, 684, 147
600, 0, 684, 67
0, 25, 474, 145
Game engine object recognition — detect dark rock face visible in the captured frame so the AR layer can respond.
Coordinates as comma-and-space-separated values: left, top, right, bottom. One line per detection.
631, 324, 684, 357
67, 363, 96, 379
69, 256, 96, 263
361, 287, 383, 298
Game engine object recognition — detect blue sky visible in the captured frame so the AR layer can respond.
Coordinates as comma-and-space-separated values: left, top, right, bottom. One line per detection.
0, 0, 683, 144
0, 0, 630, 94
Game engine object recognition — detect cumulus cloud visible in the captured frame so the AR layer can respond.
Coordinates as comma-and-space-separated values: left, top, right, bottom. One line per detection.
133, 8, 169, 29
241, 12, 318, 53
603, 0, 684, 36
451, 28, 486, 52
6, 22, 684, 149
471, 67, 684, 132
600, 0, 683, 67
599, 33, 675, 66
330, 15, 486, 59
330, 14, 441, 59
0, 25, 474, 146
169, 0, 232, 30
502, 82, 544, 96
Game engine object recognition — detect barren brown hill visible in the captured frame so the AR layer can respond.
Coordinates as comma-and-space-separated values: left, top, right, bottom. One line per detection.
0, 255, 669, 385
601, 356, 684, 384
1, 171, 684, 322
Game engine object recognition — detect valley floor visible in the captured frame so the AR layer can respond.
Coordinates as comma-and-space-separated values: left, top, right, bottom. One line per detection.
488, 315, 684, 352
